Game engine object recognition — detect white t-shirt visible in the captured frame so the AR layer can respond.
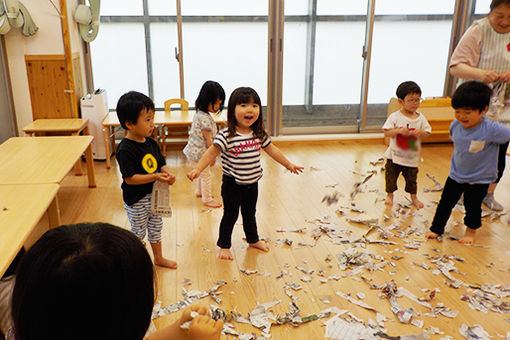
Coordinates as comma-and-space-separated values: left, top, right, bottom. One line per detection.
382, 110, 432, 167
183, 110, 218, 162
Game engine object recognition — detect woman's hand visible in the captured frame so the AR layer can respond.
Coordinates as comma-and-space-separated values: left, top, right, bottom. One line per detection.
478, 69, 499, 83
499, 70, 510, 83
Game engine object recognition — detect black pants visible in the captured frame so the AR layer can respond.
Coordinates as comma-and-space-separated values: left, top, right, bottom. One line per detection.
217, 175, 259, 249
430, 177, 489, 235
385, 159, 418, 194
496, 142, 509, 183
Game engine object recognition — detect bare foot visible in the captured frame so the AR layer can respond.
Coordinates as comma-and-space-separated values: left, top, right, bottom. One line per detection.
249, 240, 270, 252
203, 200, 222, 208
195, 193, 202, 197
154, 257, 177, 269
385, 195, 393, 206
426, 231, 439, 239
459, 228, 476, 245
219, 248, 233, 260
411, 195, 424, 209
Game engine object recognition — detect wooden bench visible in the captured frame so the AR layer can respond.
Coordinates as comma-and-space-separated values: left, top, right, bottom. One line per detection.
384, 97, 454, 145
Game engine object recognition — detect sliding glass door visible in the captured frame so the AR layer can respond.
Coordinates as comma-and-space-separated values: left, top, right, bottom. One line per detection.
281, 1, 367, 133
90, 0, 480, 135
365, 0, 455, 128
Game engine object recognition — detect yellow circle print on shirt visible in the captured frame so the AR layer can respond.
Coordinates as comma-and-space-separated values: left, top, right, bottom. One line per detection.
142, 154, 158, 173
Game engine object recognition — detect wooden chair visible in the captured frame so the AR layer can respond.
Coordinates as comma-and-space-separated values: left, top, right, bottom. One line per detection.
384, 97, 454, 145
160, 98, 189, 155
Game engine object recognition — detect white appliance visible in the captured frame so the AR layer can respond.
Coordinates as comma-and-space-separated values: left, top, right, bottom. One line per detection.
80, 89, 110, 160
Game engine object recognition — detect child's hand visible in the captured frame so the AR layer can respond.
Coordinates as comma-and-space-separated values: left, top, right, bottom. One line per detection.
398, 127, 410, 135
188, 315, 224, 340
286, 163, 304, 174
146, 305, 210, 340
156, 172, 175, 185
187, 169, 201, 181
410, 129, 428, 138
164, 171, 176, 185
180, 305, 208, 324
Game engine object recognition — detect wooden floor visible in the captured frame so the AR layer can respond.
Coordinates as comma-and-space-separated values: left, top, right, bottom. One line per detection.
29, 141, 510, 339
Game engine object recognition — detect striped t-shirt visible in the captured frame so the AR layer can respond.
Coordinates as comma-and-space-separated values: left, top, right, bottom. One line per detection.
213, 128, 271, 184
477, 17, 510, 77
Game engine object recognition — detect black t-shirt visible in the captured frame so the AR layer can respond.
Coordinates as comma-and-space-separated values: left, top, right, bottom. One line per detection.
116, 137, 166, 206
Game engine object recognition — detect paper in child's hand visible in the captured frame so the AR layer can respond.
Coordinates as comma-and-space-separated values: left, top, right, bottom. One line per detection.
151, 180, 172, 217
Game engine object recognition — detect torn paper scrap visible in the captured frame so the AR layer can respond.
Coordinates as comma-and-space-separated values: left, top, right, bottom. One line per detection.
459, 324, 491, 340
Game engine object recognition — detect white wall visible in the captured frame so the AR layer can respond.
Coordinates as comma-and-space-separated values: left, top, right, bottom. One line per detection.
4, 0, 86, 134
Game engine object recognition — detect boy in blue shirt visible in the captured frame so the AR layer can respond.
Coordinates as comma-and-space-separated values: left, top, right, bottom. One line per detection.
427, 81, 510, 244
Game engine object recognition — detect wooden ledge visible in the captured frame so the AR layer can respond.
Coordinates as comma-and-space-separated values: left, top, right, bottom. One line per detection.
272, 133, 384, 145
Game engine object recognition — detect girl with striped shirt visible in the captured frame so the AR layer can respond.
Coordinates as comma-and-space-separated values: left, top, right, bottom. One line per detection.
187, 87, 303, 260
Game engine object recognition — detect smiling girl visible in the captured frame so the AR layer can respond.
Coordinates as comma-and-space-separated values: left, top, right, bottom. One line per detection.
187, 87, 303, 260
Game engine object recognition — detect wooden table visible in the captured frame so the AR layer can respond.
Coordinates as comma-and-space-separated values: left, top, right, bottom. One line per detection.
0, 136, 96, 187
102, 110, 228, 169
22, 118, 89, 136
22, 118, 90, 175
0, 184, 60, 276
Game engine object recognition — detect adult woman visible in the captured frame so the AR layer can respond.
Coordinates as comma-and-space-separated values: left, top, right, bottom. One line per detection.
449, 0, 510, 211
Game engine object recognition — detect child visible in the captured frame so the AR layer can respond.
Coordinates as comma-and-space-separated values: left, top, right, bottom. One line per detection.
187, 87, 304, 260
183, 81, 225, 208
383, 81, 431, 209
10, 222, 223, 340
116, 91, 177, 269
426, 81, 510, 244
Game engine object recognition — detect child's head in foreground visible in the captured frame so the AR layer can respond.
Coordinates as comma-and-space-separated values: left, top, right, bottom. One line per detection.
116, 91, 155, 130
451, 81, 492, 129
396, 81, 422, 113
12, 222, 154, 340
226, 87, 267, 138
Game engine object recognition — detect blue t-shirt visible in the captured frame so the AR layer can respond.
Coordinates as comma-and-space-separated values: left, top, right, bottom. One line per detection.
450, 118, 510, 183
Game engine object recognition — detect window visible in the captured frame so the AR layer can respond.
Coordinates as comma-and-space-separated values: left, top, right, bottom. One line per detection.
90, 23, 148, 107
92, 1, 461, 135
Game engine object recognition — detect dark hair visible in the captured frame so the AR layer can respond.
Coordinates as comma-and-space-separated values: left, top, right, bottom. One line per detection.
490, 0, 510, 10
195, 81, 226, 113
116, 91, 155, 129
12, 223, 155, 340
226, 87, 268, 139
451, 81, 492, 111
396, 81, 422, 100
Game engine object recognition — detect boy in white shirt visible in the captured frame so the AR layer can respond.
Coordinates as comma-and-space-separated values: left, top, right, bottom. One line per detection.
383, 81, 431, 209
